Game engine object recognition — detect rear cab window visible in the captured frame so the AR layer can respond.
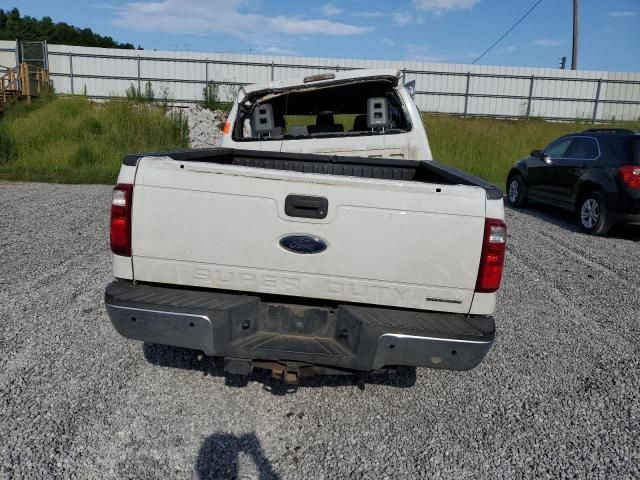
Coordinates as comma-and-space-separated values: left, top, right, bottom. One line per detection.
232, 79, 412, 143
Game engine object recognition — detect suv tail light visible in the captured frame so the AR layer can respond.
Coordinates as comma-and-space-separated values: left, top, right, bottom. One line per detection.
110, 183, 133, 256
619, 165, 640, 189
475, 218, 506, 293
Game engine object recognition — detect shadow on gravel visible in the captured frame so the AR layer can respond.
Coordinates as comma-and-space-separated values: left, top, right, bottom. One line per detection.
143, 343, 417, 395
197, 432, 280, 480
505, 202, 640, 241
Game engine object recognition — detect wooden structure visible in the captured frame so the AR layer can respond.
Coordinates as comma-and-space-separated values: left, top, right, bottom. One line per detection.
0, 63, 50, 112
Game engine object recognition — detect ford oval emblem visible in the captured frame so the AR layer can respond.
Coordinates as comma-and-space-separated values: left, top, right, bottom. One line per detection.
279, 234, 328, 254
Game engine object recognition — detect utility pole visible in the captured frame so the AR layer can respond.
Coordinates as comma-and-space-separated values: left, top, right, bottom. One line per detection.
571, 0, 579, 70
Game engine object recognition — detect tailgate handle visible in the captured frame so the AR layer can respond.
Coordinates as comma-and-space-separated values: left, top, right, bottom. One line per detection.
285, 195, 328, 219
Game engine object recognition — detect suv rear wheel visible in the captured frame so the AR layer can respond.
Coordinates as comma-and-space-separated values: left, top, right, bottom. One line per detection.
507, 175, 527, 207
578, 191, 612, 236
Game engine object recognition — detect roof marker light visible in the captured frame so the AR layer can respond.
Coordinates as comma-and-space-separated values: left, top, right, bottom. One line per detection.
303, 73, 335, 83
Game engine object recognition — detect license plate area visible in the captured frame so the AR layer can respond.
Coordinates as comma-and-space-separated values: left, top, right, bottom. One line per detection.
264, 304, 333, 336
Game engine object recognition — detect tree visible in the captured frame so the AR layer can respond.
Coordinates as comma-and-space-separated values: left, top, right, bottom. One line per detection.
0, 8, 138, 49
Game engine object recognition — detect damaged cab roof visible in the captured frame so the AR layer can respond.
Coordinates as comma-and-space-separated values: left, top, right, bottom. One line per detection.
240, 69, 401, 101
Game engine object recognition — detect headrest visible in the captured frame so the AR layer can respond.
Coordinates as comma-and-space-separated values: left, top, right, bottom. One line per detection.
352, 114, 368, 131
251, 104, 274, 134
367, 97, 389, 129
274, 113, 286, 128
316, 113, 335, 126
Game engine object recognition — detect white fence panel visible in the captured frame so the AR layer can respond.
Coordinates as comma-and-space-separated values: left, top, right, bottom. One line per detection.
1, 40, 639, 121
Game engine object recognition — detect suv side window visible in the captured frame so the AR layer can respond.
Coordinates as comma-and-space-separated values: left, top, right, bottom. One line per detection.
607, 137, 634, 164
544, 138, 572, 159
565, 137, 600, 160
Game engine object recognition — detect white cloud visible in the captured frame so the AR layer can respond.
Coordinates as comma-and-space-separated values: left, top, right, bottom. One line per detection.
320, 4, 344, 16
111, 0, 372, 43
405, 44, 449, 63
392, 11, 414, 26
607, 11, 637, 17
351, 11, 387, 18
531, 38, 562, 47
269, 16, 371, 35
413, 0, 480, 14
257, 46, 300, 55
392, 10, 424, 27
496, 46, 516, 54
391, 10, 424, 27
381, 37, 396, 46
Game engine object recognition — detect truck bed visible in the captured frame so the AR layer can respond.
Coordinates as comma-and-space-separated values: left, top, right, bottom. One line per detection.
123, 148, 502, 200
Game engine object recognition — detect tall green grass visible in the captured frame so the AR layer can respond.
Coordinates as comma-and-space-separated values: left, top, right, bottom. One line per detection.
424, 114, 640, 188
1, 96, 638, 186
0, 95, 188, 183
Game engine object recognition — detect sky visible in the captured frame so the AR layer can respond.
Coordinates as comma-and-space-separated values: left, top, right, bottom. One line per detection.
7, 0, 640, 71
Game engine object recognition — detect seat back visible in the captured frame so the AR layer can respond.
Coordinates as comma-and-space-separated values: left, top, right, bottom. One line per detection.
308, 113, 344, 134
288, 125, 308, 137
351, 114, 369, 132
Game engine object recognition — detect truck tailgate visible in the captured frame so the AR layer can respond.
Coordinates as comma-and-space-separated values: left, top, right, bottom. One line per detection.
131, 157, 486, 313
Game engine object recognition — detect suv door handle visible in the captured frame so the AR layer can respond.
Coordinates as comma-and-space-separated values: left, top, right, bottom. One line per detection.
285, 195, 328, 219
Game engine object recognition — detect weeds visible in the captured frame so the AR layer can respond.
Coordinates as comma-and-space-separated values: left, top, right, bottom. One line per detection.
1, 96, 638, 186
201, 81, 236, 111
125, 81, 157, 103
424, 114, 640, 187
0, 95, 188, 183
201, 81, 223, 111
168, 109, 189, 146
157, 84, 173, 112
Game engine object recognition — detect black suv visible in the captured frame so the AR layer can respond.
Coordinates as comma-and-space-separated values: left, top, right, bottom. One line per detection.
507, 129, 640, 235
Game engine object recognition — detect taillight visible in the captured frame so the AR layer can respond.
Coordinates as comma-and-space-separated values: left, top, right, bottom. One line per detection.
110, 183, 133, 256
619, 165, 640, 189
223, 121, 231, 135
475, 218, 506, 293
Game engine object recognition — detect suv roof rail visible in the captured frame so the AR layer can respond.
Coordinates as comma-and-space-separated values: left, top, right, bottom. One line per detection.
583, 128, 636, 134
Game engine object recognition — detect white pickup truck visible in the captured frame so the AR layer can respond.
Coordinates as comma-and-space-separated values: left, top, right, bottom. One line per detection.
105, 70, 506, 381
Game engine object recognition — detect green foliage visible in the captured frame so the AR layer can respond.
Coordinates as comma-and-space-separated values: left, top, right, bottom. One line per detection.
2, 98, 638, 186
125, 84, 142, 102
167, 109, 189, 146
156, 84, 173, 112
144, 81, 155, 102
0, 8, 136, 49
202, 81, 223, 111
125, 81, 156, 103
71, 144, 99, 166
425, 114, 640, 187
0, 120, 15, 164
0, 95, 188, 183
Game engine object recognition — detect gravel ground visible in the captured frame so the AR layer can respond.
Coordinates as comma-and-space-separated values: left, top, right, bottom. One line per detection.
1, 182, 639, 480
